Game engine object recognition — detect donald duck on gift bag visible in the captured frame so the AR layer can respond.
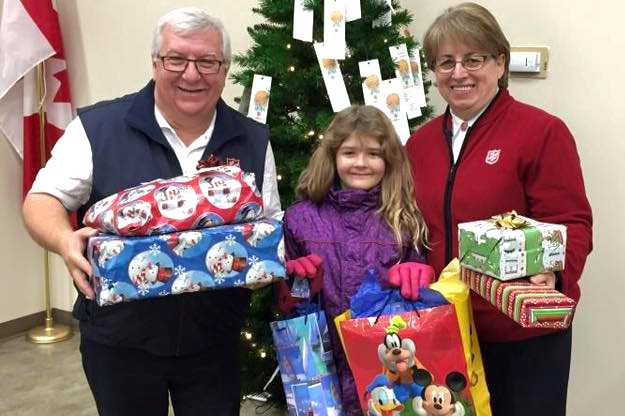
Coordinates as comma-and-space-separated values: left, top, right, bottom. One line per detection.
335, 261, 492, 416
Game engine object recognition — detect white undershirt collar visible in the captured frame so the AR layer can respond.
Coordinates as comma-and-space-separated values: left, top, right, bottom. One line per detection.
449, 89, 498, 162
153, 106, 217, 175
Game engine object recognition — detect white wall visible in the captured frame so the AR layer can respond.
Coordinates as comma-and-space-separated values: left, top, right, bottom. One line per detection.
1, 1, 623, 414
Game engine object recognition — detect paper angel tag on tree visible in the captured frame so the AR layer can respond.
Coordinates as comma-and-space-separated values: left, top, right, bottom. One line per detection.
247, 74, 272, 124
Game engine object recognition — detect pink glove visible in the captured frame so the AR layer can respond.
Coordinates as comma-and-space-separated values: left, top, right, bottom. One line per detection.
286, 254, 323, 279
387, 262, 436, 302
286, 254, 324, 297
276, 255, 324, 315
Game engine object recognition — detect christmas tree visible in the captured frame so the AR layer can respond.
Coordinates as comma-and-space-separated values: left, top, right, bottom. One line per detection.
230, 0, 433, 407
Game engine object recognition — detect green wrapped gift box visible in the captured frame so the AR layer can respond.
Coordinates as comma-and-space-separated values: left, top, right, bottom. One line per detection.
458, 212, 566, 280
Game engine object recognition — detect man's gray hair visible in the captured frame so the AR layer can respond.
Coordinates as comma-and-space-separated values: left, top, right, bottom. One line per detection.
151, 7, 231, 67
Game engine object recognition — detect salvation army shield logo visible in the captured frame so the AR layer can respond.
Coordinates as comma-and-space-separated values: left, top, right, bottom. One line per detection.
485, 149, 501, 165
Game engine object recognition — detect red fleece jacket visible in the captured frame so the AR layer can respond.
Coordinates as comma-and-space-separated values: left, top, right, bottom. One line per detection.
406, 89, 593, 342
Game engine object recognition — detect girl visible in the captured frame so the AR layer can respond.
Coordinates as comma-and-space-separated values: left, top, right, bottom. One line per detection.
277, 105, 434, 415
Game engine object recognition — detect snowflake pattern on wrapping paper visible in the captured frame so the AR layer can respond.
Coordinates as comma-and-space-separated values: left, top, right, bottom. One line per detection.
174, 265, 186, 276
137, 283, 149, 296
248, 255, 260, 265
233, 225, 245, 232
234, 279, 245, 286
214, 276, 225, 285
149, 243, 161, 253
225, 234, 237, 246
159, 290, 169, 296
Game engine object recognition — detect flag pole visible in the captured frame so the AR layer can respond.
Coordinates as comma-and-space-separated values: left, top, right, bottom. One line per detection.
26, 62, 72, 344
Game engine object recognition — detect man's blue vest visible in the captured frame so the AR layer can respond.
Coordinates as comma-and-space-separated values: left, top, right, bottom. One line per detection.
74, 81, 270, 356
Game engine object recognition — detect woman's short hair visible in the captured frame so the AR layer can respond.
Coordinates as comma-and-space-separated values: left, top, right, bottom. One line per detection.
151, 7, 231, 67
423, 2, 510, 88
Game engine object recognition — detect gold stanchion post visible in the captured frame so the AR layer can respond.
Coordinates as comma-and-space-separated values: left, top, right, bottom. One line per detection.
26, 63, 72, 344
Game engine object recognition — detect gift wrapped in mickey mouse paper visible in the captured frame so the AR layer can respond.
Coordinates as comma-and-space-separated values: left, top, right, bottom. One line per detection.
88, 218, 286, 306
83, 164, 264, 236
458, 211, 567, 281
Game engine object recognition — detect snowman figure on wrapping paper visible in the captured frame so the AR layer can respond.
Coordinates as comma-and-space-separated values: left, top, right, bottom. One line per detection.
239, 220, 276, 247
171, 271, 214, 294
97, 282, 136, 306
166, 231, 203, 257
199, 173, 242, 209
154, 183, 197, 220
117, 184, 154, 205
84, 193, 117, 225
541, 229, 565, 271
92, 239, 125, 268
245, 260, 285, 289
99, 284, 123, 305
128, 251, 174, 288
116, 200, 153, 233
205, 241, 248, 279
171, 272, 201, 295
241, 171, 262, 198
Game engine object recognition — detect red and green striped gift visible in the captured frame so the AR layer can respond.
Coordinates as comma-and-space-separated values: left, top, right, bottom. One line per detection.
462, 268, 575, 329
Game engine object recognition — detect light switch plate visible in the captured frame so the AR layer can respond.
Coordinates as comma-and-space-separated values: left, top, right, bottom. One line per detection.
510, 46, 549, 79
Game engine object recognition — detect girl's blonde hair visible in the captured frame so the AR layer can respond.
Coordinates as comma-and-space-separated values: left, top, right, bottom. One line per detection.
295, 105, 428, 251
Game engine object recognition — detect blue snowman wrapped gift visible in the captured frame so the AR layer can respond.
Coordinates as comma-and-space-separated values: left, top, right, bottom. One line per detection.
89, 218, 286, 306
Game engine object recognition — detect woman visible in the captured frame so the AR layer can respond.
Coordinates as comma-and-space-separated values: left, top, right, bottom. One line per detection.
405, 3, 593, 416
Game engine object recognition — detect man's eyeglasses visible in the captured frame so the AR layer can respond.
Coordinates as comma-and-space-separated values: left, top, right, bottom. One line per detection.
158, 55, 224, 75
434, 54, 492, 73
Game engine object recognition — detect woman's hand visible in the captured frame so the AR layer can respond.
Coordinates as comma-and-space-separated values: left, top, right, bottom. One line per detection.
528, 272, 557, 289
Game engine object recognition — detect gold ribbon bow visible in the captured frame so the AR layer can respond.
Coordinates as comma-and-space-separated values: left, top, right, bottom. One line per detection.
491, 210, 528, 229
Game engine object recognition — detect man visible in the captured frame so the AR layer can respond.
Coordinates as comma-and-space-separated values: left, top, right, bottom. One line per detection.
22, 8, 280, 416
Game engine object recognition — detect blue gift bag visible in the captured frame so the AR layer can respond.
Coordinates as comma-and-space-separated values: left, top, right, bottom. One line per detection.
271, 311, 344, 416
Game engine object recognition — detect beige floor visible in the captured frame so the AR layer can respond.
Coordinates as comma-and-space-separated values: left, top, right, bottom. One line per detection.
0, 332, 285, 415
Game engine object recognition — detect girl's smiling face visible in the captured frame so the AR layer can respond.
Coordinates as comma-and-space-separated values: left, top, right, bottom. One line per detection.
336, 134, 386, 191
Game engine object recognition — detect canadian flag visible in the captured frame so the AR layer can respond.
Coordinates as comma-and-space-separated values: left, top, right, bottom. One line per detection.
0, 0, 73, 196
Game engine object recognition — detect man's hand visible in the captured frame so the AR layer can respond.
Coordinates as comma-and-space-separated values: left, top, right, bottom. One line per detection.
59, 227, 99, 299
23, 194, 99, 299
387, 262, 436, 302
528, 272, 557, 289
